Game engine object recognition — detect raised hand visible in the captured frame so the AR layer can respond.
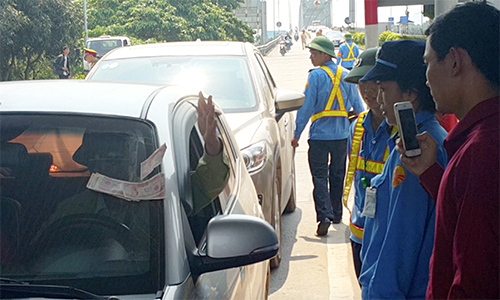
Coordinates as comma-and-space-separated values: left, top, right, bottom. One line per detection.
198, 92, 222, 156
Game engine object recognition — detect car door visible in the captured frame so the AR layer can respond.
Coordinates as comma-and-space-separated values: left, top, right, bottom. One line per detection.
253, 51, 295, 209
172, 100, 257, 300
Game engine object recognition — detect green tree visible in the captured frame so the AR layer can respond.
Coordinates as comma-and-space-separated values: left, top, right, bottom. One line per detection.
83, 0, 253, 42
0, 0, 82, 81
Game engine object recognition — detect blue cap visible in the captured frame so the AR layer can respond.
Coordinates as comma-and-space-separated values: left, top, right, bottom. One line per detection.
360, 40, 427, 82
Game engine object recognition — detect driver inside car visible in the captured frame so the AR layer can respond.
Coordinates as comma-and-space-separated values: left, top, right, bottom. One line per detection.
35, 93, 229, 254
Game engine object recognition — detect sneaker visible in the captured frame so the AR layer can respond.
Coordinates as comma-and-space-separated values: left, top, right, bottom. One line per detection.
316, 218, 331, 236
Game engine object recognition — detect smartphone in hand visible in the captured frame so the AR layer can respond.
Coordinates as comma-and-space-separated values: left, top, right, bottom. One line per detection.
394, 102, 421, 157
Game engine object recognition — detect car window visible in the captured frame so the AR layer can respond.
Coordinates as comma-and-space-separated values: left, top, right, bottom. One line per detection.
86, 39, 124, 57
90, 56, 258, 113
184, 115, 238, 245
0, 114, 163, 296
253, 52, 277, 109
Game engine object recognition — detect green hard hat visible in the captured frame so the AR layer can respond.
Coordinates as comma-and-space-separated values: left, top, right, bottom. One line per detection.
344, 47, 379, 84
344, 33, 353, 40
306, 36, 336, 57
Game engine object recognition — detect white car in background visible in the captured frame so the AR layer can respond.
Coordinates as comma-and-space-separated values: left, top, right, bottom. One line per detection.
86, 41, 305, 268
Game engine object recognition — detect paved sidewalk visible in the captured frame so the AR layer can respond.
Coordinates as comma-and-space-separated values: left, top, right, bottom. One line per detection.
265, 41, 362, 300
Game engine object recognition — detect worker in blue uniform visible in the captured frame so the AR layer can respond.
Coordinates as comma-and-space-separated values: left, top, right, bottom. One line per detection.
292, 36, 363, 236
337, 33, 359, 70
357, 40, 448, 299
342, 47, 396, 281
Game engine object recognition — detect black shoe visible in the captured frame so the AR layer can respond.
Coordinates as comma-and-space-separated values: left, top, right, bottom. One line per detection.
316, 218, 331, 236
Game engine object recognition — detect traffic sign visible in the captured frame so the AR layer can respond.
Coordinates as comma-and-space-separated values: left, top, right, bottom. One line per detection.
388, 17, 394, 25
400, 16, 408, 24
277, 21, 282, 27
344, 17, 350, 25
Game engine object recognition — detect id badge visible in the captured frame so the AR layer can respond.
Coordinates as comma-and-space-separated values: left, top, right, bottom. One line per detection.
362, 187, 377, 218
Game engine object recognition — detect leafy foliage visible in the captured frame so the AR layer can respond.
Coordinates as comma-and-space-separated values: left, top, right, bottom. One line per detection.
0, 0, 82, 80
1, 0, 253, 81
82, 0, 253, 42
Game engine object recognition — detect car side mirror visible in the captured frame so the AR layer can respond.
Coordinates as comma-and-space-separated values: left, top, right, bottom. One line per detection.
275, 89, 305, 122
191, 215, 278, 275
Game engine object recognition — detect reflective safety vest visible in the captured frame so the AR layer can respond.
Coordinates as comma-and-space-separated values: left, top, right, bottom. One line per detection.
310, 66, 348, 123
343, 42, 356, 61
342, 112, 396, 240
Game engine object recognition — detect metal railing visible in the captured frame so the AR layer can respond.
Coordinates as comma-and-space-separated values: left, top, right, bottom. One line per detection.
256, 37, 281, 56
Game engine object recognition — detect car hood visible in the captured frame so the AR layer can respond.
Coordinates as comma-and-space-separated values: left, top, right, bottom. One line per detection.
223, 111, 263, 150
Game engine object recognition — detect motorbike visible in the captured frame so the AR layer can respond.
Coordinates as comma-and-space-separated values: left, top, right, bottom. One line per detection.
279, 40, 287, 56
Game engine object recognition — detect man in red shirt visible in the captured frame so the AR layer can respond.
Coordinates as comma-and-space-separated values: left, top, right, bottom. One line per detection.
397, 2, 499, 299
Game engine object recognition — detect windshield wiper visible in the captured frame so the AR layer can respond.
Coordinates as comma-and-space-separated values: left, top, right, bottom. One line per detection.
0, 283, 114, 299
0, 277, 27, 284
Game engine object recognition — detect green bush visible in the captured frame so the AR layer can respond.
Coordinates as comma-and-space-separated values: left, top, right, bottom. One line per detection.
352, 32, 365, 46
378, 31, 402, 45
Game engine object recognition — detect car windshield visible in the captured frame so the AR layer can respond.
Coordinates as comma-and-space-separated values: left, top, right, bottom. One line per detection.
0, 114, 163, 296
86, 39, 123, 57
90, 56, 258, 112
326, 32, 343, 39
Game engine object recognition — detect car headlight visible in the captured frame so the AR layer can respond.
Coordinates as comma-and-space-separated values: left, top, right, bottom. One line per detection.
241, 141, 268, 174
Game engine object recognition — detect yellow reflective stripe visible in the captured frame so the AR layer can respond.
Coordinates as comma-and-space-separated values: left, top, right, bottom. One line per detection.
344, 42, 355, 61
383, 126, 398, 161
310, 110, 348, 122
311, 66, 347, 123
356, 157, 385, 174
350, 220, 364, 240
342, 111, 367, 212
321, 66, 345, 110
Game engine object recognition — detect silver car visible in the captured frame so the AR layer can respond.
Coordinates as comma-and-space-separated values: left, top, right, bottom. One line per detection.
86, 41, 304, 268
0, 80, 278, 299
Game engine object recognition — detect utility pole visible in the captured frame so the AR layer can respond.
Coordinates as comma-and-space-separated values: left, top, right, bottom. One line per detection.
83, 0, 88, 45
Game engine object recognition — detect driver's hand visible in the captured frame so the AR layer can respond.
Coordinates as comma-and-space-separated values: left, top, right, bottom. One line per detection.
396, 131, 438, 177
198, 92, 222, 156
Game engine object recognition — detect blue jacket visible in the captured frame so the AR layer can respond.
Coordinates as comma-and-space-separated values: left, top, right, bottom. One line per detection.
359, 111, 448, 299
347, 111, 392, 244
294, 60, 363, 141
337, 41, 359, 69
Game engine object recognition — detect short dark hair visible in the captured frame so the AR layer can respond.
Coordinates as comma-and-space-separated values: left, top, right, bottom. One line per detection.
63, 46, 69, 51
425, 2, 499, 89
396, 67, 436, 113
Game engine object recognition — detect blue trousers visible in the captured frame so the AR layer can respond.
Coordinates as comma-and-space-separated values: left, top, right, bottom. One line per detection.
307, 139, 347, 222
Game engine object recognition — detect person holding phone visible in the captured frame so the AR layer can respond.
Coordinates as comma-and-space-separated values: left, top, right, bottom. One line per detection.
357, 40, 448, 299
398, 3, 499, 299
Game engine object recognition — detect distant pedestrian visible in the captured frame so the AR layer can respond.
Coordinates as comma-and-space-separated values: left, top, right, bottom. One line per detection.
292, 36, 363, 236
53, 46, 71, 79
316, 29, 323, 36
301, 30, 307, 50
357, 40, 448, 299
337, 33, 359, 70
342, 47, 395, 281
398, 2, 499, 299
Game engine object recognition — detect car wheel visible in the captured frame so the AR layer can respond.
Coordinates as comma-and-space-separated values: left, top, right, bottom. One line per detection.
284, 152, 297, 213
270, 175, 282, 269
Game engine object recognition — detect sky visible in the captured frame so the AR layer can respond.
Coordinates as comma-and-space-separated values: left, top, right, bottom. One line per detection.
265, 0, 428, 31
